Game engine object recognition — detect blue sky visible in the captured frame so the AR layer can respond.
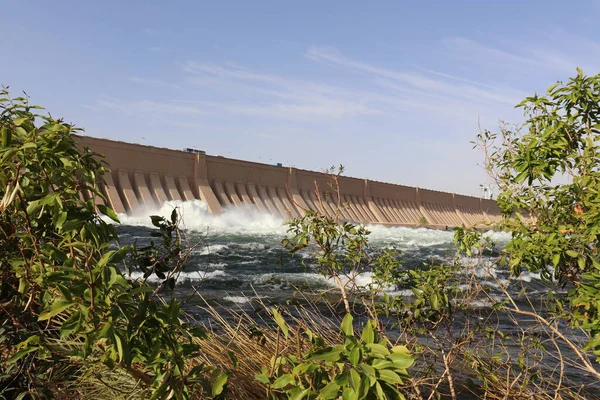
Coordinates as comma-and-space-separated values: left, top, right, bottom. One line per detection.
2, 1, 599, 196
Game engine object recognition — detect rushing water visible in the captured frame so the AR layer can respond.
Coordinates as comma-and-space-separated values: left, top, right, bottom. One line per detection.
110, 200, 600, 393
111, 200, 548, 308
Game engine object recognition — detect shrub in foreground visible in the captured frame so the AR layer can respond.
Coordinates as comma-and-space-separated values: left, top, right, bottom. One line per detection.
0, 90, 222, 399
474, 69, 600, 356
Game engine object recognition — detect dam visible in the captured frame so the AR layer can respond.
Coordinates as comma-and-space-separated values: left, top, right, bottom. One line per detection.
76, 136, 501, 229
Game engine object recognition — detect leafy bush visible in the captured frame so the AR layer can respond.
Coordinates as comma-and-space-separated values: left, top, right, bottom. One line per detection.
0, 90, 221, 399
474, 69, 600, 356
256, 312, 413, 400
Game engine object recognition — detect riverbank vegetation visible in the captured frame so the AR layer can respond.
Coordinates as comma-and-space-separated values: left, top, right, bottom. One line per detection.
2, 70, 600, 399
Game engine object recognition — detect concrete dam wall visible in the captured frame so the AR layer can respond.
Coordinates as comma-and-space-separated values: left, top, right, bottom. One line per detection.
76, 136, 501, 229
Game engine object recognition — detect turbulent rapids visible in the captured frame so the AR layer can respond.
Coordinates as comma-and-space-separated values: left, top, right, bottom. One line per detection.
108, 200, 547, 309
104, 200, 599, 397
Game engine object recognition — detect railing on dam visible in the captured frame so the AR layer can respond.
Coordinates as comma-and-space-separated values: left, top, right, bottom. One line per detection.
76, 135, 501, 229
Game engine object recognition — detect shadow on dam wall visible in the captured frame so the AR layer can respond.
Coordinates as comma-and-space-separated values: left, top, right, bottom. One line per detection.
76, 135, 501, 229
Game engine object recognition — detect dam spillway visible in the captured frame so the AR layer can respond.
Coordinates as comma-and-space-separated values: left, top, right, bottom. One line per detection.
76, 136, 501, 229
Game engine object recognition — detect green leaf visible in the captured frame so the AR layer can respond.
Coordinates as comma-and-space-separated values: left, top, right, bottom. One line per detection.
228, 350, 239, 368
60, 311, 82, 337
26, 199, 42, 216
39, 192, 60, 206
290, 388, 310, 400
366, 343, 390, 357
308, 347, 343, 362
20, 142, 36, 150
55, 210, 68, 229
271, 373, 293, 389
150, 215, 163, 227
62, 219, 83, 231
372, 359, 394, 369
358, 363, 376, 377
212, 372, 230, 396
97, 250, 115, 269
377, 369, 403, 385
388, 352, 414, 370
14, 393, 29, 400
546, 82, 560, 93
254, 373, 270, 384
333, 371, 349, 386
341, 313, 354, 337
342, 387, 358, 400
38, 300, 73, 321
272, 308, 289, 339
13, 117, 28, 126
349, 368, 361, 391
374, 382, 385, 400
349, 346, 362, 366
97, 204, 120, 222
113, 331, 124, 362
317, 381, 340, 399
552, 253, 561, 266
44, 122, 66, 132
390, 345, 410, 355
361, 321, 375, 344
150, 377, 170, 400
7, 346, 40, 363
358, 376, 371, 399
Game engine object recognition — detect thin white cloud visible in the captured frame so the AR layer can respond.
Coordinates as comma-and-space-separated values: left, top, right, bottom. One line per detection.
414, 66, 500, 90
184, 62, 284, 85
95, 99, 208, 117
441, 37, 537, 69
226, 101, 378, 119
530, 49, 581, 75
441, 36, 599, 75
100, 48, 526, 126
130, 76, 181, 89
183, 62, 381, 120
306, 46, 525, 106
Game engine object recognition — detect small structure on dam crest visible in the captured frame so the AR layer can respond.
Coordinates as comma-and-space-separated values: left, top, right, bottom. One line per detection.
76, 135, 501, 229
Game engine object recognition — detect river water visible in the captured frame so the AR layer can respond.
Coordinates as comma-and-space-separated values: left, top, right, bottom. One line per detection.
112, 199, 524, 307
110, 200, 600, 394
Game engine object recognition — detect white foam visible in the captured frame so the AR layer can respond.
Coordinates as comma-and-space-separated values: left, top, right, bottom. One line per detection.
223, 296, 250, 304
206, 262, 227, 268
365, 225, 454, 249
385, 289, 415, 297
126, 269, 227, 285
112, 201, 511, 249
114, 200, 286, 236
457, 257, 498, 278
252, 270, 398, 293
252, 272, 330, 287
233, 242, 268, 250
482, 230, 512, 246
465, 299, 493, 309
514, 271, 541, 282
197, 244, 229, 255
333, 271, 396, 293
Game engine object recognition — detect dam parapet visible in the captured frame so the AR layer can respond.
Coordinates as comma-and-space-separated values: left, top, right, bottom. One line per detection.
76, 135, 501, 229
